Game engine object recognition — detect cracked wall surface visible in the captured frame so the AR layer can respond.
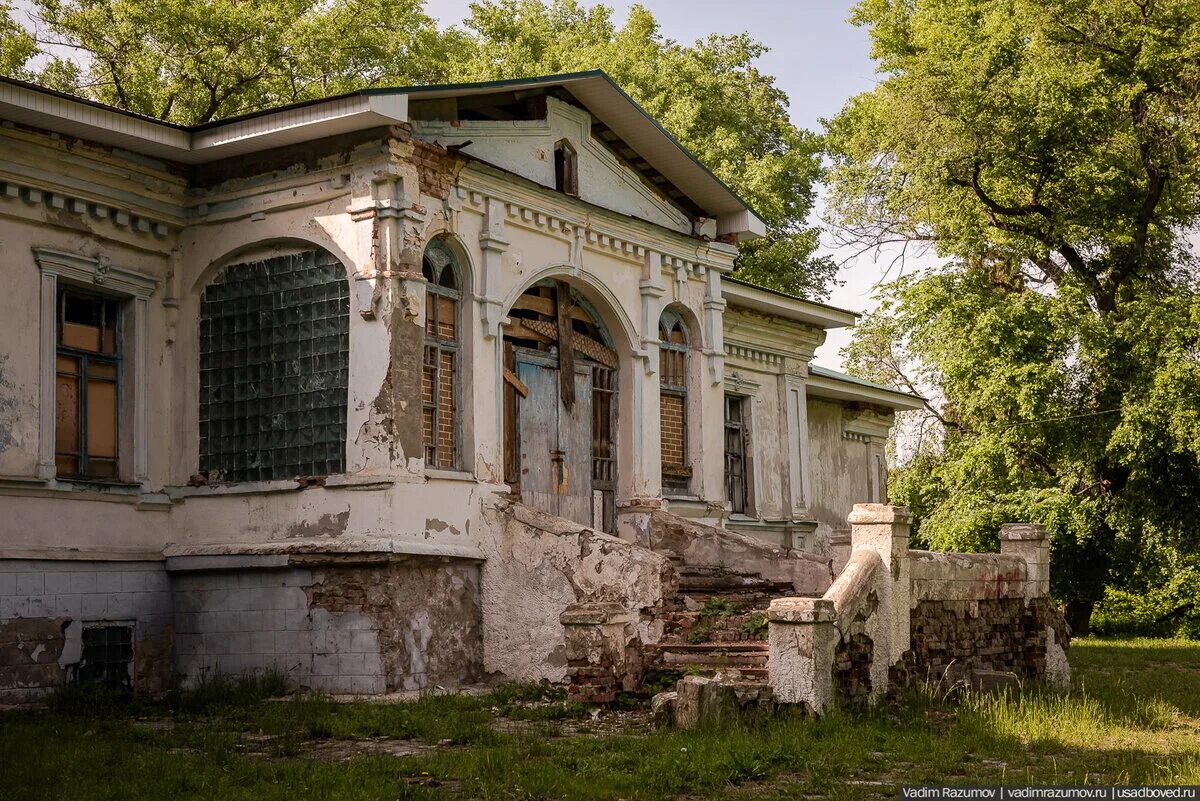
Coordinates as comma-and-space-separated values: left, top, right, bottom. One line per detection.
0, 560, 174, 702
173, 556, 481, 694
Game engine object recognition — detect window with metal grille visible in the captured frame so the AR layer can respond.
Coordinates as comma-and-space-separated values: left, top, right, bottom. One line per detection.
76, 624, 133, 688
724, 394, 750, 515
658, 311, 691, 494
422, 240, 460, 469
199, 249, 349, 482
56, 288, 122, 479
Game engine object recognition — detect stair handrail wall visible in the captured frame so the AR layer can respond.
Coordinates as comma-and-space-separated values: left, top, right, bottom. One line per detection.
767, 504, 1068, 714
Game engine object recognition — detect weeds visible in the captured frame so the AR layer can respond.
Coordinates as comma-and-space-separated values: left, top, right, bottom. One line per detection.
8, 638, 1200, 801
740, 612, 768, 637
697, 598, 742, 617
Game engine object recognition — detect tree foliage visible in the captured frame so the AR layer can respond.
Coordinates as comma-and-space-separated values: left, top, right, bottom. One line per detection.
831, 0, 1200, 632
0, 0, 831, 297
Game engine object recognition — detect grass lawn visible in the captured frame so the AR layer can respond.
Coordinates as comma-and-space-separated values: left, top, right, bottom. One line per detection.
3, 637, 1198, 800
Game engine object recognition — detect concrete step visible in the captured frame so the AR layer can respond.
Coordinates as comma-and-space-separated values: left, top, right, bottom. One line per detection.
656, 641, 770, 669
659, 609, 769, 642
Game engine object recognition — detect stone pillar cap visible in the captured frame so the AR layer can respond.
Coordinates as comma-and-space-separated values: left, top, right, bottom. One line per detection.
999, 523, 1048, 542
847, 504, 912, 525
767, 596, 835, 623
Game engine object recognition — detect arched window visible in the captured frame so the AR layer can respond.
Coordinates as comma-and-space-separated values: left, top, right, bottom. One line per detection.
659, 310, 691, 493
199, 248, 349, 482
422, 239, 461, 469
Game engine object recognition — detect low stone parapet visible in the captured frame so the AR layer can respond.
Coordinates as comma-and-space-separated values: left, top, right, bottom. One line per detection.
767, 505, 1071, 713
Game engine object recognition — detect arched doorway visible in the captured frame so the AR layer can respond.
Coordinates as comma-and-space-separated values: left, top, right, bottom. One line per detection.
502, 280, 619, 532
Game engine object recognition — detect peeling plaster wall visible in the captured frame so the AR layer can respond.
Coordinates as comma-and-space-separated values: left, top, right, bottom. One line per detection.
414, 97, 693, 235
0, 560, 173, 702
477, 502, 674, 684
807, 399, 871, 553
172, 556, 481, 694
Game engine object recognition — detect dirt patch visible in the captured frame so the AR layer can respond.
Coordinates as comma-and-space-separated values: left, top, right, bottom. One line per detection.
303, 737, 442, 762
491, 706, 654, 738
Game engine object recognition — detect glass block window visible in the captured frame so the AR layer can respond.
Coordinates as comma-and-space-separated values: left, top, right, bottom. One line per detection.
77, 624, 133, 688
199, 249, 349, 482
422, 239, 460, 470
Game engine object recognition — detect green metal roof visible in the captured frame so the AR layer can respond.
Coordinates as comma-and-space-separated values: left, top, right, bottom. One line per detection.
808, 364, 926, 405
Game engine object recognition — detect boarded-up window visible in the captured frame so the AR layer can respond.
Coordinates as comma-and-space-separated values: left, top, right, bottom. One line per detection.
199, 250, 349, 482
554, 139, 578, 196
55, 288, 121, 479
659, 311, 690, 493
422, 240, 460, 469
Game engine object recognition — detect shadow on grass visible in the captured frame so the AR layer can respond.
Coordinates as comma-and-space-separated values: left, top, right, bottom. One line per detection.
2, 639, 1198, 801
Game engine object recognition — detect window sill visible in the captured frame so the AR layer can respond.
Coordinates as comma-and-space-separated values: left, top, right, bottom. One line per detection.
425, 469, 478, 483
54, 474, 142, 494
166, 479, 309, 499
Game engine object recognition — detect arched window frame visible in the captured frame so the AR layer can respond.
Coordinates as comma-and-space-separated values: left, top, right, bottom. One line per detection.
658, 309, 691, 494
197, 248, 350, 483
422, 239, 462, 470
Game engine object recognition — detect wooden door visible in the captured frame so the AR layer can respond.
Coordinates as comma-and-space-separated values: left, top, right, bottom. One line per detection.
514, 351, 594, 527
558, 367, 593, 526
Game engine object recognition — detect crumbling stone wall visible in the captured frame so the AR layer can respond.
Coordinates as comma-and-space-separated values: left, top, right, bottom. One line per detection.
173, 554, 482, 694
769, 507, 1071, 714
641, 510, 833, 593
905, 596, 1069, 685
483, 502, 674, 690
0, 560, 174, 702
834, 631, 874, 702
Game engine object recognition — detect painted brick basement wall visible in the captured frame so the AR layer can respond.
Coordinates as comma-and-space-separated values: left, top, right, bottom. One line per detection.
172, 557, 484, 694
0, 560, 173, 702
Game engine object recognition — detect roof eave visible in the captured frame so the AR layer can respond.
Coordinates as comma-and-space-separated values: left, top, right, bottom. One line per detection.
721, 280, 859, 329
805, 373, 926, 411
0, 71, 758, 228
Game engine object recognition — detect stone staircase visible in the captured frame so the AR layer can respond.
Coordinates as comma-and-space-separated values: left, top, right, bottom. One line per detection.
648, 558, 802, 685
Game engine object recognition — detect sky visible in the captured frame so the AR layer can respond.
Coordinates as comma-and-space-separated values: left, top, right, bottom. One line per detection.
427, 0, 894, 368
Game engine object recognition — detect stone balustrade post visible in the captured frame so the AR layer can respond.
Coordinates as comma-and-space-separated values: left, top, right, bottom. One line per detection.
999, 523, 1050, 600
767, 597, 836, 713
847, 504, 912, 661
560, 602, 639, 703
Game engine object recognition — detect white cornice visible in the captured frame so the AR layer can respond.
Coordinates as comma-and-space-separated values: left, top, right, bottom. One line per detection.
33, 248, 158, 297
722, 280, 858, 330
457, 168, 737, 277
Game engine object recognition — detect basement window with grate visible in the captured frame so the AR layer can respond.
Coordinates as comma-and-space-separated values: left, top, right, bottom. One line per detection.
75, 623, 133, 688
422, 239, 461, 470
199, 249, 349, 483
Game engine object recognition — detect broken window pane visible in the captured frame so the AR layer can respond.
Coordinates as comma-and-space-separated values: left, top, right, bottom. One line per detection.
422, 240, 461, 470
199, 249, 349, 482
659, 312, 690, 493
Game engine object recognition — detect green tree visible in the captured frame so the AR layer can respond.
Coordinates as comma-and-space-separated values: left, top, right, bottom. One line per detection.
22, 0, 454, 123
453, 0, 834, 297
0, 0, 832, 297
830, 0, 1200, 632
0, 3, 36, 77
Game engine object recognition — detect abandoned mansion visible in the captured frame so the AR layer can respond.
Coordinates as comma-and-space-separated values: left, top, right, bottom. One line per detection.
0, 72, 1067, 705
